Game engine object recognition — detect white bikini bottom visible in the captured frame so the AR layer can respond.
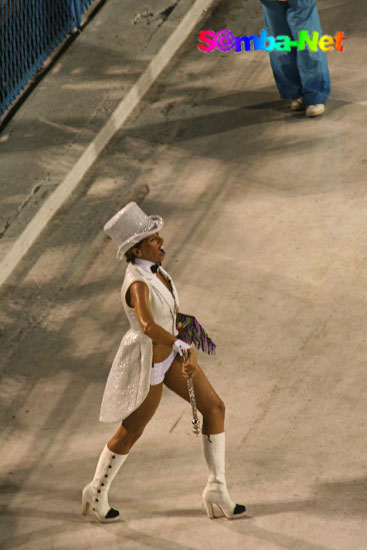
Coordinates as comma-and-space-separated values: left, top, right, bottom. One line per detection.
150, 350, 177, 385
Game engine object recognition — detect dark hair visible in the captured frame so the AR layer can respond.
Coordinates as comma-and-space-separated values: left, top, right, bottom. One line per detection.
125, 238, 144, 264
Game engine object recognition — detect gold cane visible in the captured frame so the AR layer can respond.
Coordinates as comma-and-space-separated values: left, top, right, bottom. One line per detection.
182, 349, 201, 435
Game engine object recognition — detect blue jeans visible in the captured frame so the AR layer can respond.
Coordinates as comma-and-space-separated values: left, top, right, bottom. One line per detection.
260, 0, 330, 104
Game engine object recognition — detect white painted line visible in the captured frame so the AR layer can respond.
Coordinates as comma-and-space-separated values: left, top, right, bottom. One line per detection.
0, 0, 218, 289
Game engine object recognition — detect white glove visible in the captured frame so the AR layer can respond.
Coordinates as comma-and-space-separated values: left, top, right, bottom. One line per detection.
173, 339, 192, 357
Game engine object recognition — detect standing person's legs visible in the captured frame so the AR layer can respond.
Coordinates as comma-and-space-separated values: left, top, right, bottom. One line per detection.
260, 0, 303, 99
82, 383, 163, 522
287, 0, 330, 105
164, 357, 246, 519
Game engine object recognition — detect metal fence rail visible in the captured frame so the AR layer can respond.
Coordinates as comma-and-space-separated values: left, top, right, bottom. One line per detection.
0, 0, 94, 117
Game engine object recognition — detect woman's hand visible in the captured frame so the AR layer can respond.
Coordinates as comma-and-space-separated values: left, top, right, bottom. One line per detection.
182, 348, 198, 379
173, 339, 191, 356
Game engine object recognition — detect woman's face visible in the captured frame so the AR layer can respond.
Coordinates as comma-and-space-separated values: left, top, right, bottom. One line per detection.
134, 233, 165, 263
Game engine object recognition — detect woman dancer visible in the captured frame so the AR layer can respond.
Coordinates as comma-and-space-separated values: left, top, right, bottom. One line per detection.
82, 202, 246, 522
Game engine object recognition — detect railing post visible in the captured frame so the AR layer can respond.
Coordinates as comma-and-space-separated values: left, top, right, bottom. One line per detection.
72, 0, 83, 29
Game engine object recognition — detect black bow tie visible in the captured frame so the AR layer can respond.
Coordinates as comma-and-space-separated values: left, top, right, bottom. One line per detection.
150, 262, 161, 273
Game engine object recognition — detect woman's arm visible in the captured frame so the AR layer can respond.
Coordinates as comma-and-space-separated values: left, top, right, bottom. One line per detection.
129, 281, 177, 347
129, 281, 198, 377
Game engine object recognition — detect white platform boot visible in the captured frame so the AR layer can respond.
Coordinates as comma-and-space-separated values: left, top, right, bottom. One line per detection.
202, 433, 246, 519
82, 445, 128, 522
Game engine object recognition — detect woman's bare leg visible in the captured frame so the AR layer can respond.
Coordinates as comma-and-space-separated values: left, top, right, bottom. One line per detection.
108, 382, 163, 454
163, 356, 225, 434
164, 357, 246, 518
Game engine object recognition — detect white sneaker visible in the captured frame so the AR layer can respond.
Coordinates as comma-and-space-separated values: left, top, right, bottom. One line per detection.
306, 104, 325, 117
290, 97, 305, 111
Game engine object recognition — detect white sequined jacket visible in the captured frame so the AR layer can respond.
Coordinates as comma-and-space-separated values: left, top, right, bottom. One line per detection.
99, 263, 179, 423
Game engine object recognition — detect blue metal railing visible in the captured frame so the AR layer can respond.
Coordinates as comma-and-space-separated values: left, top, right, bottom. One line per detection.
0, 0, 94, 117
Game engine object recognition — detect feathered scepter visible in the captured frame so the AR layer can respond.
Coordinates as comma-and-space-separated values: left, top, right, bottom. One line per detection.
177, 313, 216, 356
177, 313, 216, 436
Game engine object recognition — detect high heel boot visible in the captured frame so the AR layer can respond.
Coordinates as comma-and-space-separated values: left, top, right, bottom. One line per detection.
82, 445, 128, 522
202, 433, 246, 519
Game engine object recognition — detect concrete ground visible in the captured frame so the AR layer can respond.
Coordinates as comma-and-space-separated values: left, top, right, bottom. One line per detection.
0, 0, 192, 262
1, 0, 367, 549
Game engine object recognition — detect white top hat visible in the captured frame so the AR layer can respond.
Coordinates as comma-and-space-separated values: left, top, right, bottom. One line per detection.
104, 202, 164, 260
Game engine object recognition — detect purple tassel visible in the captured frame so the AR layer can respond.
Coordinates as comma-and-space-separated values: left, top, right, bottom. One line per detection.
177, 313, 216, 355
